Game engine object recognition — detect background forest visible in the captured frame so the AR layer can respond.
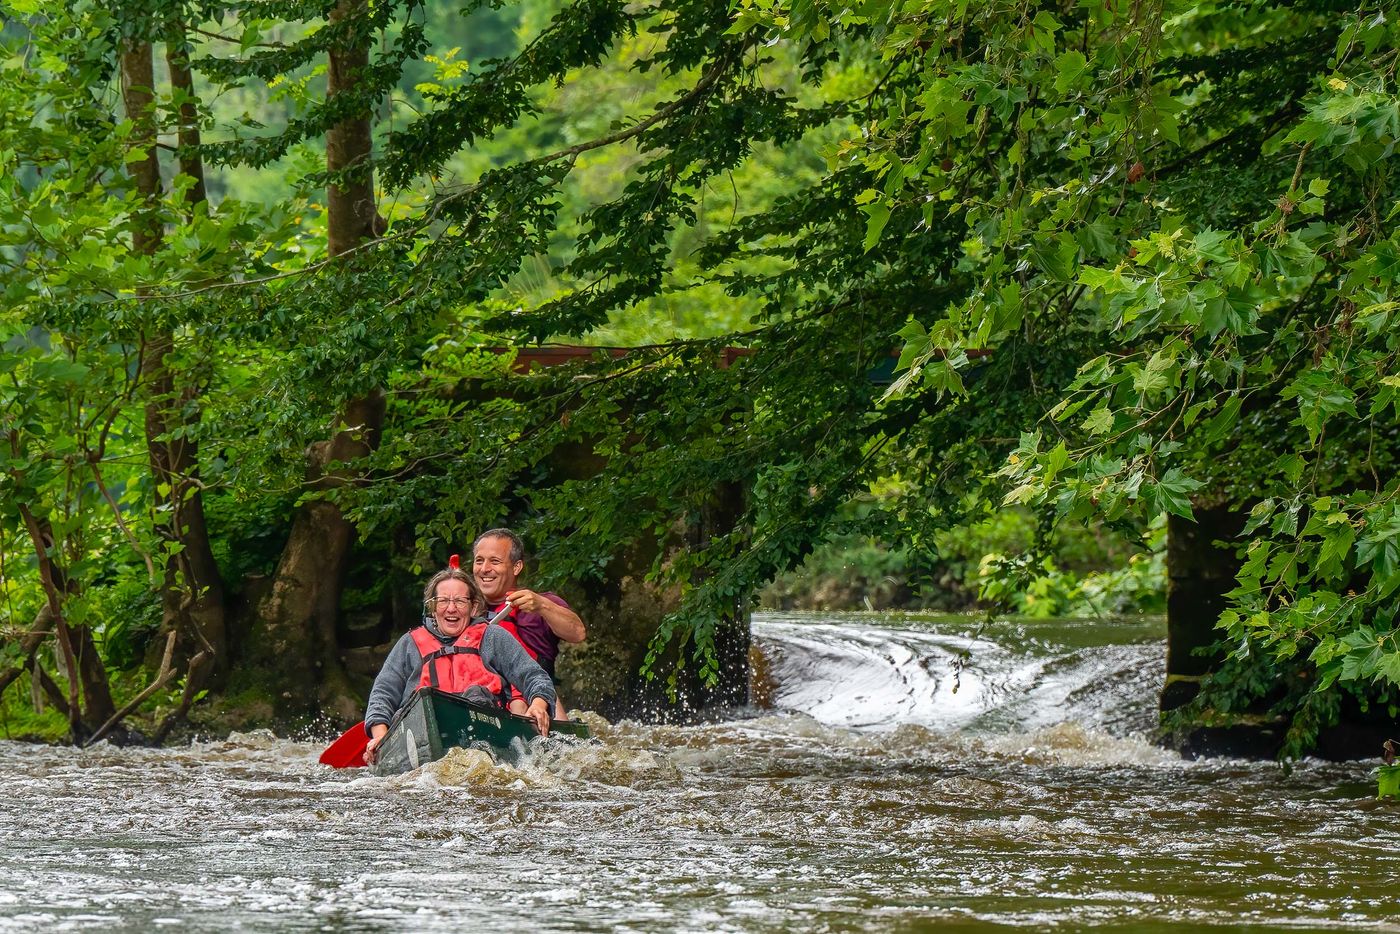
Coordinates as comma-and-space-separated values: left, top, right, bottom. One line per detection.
1, 0, 1397, 756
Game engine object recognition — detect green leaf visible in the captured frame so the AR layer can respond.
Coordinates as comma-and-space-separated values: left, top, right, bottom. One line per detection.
1054, 51, 1087, 94
1083, 405, 1113, 435
1078, 264, 1125, 293
862, 201, 890, 253
1149, 469, 1202, 519
1131, 347, 1177, 401
1315, 522, 1355, 581
1200, 395, 1241, 446
1376, 652, 1400, 687
1193, 228, 1232, 263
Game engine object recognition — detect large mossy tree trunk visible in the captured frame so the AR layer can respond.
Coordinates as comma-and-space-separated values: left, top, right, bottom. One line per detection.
246, 0, 384, 723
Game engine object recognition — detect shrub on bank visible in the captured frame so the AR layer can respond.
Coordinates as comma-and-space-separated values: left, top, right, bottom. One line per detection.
759, 510, 1164, 616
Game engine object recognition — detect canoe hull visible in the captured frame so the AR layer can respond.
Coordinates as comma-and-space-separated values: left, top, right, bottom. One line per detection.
371, 688, 590, 776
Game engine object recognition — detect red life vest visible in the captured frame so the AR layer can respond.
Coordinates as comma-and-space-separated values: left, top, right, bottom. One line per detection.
410, 624, 508, 705
486, 602, 536, 660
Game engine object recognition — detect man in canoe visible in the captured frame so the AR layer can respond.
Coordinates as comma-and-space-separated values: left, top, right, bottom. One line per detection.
362, 563, 557, 765
472, 528, 587, 719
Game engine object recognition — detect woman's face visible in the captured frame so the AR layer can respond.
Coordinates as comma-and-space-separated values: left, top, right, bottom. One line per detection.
431, 578, 478, 637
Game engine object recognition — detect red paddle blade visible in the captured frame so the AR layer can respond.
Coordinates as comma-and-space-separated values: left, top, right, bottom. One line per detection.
320, 721, 369, 768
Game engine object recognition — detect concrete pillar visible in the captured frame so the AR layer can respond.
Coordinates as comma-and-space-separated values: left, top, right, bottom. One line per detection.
1160, 504, 1245, 713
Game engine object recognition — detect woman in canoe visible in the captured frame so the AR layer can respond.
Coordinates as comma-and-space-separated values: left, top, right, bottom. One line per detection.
362, 563, 557, 765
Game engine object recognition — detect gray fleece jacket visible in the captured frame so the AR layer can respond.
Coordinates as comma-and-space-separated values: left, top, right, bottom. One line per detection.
364, 619, 557, 733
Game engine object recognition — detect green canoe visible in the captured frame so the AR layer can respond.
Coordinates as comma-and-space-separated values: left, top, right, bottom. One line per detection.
371, 687, 592, 776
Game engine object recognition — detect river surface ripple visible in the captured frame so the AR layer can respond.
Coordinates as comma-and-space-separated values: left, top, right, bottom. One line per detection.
0, 613, 1396, 932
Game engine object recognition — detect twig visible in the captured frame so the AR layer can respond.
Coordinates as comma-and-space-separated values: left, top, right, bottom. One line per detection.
189, 25, 289, 48
1289, 140, 1313, 194
151, 651, 210, 746
83, 631, 178, 747
89, 458, 157, 580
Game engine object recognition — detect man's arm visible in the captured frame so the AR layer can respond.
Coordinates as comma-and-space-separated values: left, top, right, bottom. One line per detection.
508, 590, 586, 643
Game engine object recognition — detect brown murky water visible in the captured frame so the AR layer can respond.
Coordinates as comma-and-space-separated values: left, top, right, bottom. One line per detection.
1, 613, 1395, 931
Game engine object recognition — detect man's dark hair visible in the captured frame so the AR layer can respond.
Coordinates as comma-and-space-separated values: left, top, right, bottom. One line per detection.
473, 528, 525, 564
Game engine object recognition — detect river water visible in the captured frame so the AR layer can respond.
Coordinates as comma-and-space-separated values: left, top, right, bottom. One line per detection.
1, 612, 1396, 931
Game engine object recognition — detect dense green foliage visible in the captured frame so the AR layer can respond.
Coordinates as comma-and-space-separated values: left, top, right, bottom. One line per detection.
0, 0, 1396, 752
788, 0, 1400, 751
761, 508, 1162, 616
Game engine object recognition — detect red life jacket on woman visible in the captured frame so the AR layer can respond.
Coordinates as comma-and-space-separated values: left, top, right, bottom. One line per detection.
410, 624, 509, 706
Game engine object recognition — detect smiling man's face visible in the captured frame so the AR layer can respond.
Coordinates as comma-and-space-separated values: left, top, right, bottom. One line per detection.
473, 535, 522, 603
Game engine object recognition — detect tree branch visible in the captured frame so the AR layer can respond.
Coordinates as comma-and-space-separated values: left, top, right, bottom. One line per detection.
89, 457, 158, 580
35, 664, 71, 717
189, 25, 289, 48
83, 631, 180, 747
131, 52, 741, 301
0, 605, 56, 697
151, 650, 211, 746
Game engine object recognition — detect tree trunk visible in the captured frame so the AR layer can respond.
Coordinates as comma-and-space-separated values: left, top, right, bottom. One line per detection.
142, 332, 229, 679
251, 0, 383, 722
254, 393, 385, 720
125, 35, 230, 682
325, 0, 380, 253
165, 38, 207, 209
118, 39, 162, 254
16, 504, 117, 738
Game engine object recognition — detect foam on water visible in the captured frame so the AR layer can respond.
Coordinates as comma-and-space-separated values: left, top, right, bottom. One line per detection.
754, 613, 1165, 748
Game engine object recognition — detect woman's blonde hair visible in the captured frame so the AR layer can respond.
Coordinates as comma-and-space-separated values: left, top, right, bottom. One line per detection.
422, 567, 484, 612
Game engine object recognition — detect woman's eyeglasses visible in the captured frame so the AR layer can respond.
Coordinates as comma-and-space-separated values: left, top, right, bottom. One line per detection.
431, 596, 476, 608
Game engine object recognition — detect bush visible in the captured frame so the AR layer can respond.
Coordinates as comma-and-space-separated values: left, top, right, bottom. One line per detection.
759, 508, 1164, 615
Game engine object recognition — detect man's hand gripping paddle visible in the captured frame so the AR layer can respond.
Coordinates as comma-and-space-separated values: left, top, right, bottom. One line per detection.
319, 556, 512, 769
